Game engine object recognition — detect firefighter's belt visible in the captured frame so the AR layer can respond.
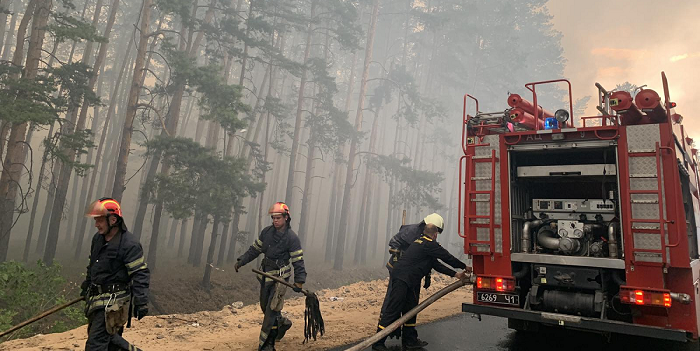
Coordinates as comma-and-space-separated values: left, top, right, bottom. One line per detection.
89, 282, 130, 296
262, 257, 289, 269
257, 264, 292, 283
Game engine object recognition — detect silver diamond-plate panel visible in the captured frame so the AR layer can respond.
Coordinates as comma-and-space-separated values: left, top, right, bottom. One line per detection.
626, 124, 661, 152
634, 252, 662, 263
625, 125, 669, 263
633, 233, 662, 250
629, 157, 657, 177
630, 178, 658, 191
470, 135, 502, 253
631, 203, 659, 219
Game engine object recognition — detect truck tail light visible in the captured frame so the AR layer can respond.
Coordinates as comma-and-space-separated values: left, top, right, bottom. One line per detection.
620, 286, 671, 308
476, 275, 516, 292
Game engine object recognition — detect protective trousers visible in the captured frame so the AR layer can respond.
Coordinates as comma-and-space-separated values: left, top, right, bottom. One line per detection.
85, 309, 141, 351
375, 279, 420, 346
258, 280, 291, 350
379, 275, 420, 339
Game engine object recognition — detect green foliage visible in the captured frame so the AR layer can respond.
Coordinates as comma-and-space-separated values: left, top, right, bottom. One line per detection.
145, 136, 264, 221
367, 155, 444, 209
193, 64, 250, 134
43, 129, 95, 176
0, 64, 62, 125
156, 0, 196, 25
48, 62, 101, 110
48, 13, 107, 44
0, 261, 86, 341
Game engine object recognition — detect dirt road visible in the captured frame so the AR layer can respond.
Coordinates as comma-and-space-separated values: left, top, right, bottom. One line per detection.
1, 275, 472, 351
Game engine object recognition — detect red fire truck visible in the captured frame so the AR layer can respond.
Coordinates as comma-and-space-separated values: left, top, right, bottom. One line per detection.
460, 73, 700, 342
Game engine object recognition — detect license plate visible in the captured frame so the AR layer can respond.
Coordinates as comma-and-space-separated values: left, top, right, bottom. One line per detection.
477, 291, 519, 305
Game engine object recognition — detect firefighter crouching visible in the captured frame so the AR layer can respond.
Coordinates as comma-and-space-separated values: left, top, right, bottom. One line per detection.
81, 198, 150, 351
373, 223, 470, 351
380, 213, 445, 337
235, 202, 307, 351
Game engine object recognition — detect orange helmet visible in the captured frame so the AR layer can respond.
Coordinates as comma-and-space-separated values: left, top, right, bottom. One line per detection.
85, 197, 123, 218
268, 202, 290, 216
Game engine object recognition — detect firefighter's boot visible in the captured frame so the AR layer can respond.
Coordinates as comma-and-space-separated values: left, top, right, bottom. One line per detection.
372, 327, 390, 351
275, 317, 292, 341
402, 338, 429, 350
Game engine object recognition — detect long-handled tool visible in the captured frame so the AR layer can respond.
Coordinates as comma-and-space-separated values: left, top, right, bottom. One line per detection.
252, 268, 324, 343
345, 274, 476, 351
0, 296, 85, 339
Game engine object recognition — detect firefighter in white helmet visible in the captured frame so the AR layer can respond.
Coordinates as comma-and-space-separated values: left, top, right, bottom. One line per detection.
377, 213, 445, 345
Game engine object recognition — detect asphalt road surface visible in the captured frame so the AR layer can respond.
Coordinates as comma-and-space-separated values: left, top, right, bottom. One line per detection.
335, 313, 698, 351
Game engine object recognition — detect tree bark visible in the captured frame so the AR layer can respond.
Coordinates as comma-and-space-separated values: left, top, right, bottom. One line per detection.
202, 216, 219, 289
148, 0, 216, 272
43, 0, 119, 263
333, 0, 379, 271
111, 0, 152, 202
284, 0, 316, 205
1, 0, 17, 60
177, 218, 188, 257
23, 121, 55, 262
226, 211, 241, 263
0, 0, 11, 50
0, 0, 47, 262
216, 220, 229, 266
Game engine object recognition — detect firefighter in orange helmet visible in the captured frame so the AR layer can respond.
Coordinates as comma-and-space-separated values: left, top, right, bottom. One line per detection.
235, 202, 307, 351
81, 198, 150, 351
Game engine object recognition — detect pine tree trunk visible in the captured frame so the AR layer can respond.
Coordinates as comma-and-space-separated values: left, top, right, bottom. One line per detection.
188, 213, 201, 264
333, 0, 379, 270
0, 0, 11, 50
202, 216, 219, 289
193, 216, 208, 267
148, 1, 215, 271
111, 0, 152, 201
226, 211, 241, 263
1, 0, 17, 60
43, 0, 118, 263
23, 121, 56, 262
177, 218, 188, 257
0, 0, 47, 262
284, 0, 316, 205
217, 220, 229, 266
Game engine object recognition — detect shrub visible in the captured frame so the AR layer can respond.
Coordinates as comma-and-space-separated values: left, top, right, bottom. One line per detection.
0, 260, 86, 340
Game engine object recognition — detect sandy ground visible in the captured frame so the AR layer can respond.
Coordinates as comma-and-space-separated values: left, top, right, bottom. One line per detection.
1, 275, 473, 351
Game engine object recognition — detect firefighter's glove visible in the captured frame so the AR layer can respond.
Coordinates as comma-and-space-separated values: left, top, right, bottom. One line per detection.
423, 275, 431, 290
79, 280, 89, 297
135, 305, 148, 320
292, 283, 303, 293
234, 261, 241, 273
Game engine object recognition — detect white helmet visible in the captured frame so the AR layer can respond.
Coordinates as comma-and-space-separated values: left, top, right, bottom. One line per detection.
423, 213, 444, 233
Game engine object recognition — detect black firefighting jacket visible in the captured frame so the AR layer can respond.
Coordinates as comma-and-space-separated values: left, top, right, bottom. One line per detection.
386, 222, 425, 271
82, 230, 150, 314
392, 235, 466, 287
237, 225, 307, 284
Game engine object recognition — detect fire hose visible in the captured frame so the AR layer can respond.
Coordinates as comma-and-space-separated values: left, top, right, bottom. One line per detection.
0, 296, 85, 339
345, 273, 476, 351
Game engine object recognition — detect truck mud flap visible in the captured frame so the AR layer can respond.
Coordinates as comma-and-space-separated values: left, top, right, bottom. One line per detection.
462, 303, 689, 342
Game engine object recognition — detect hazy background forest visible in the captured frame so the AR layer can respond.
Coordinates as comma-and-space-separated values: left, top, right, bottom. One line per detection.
7, 0, 694, 338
